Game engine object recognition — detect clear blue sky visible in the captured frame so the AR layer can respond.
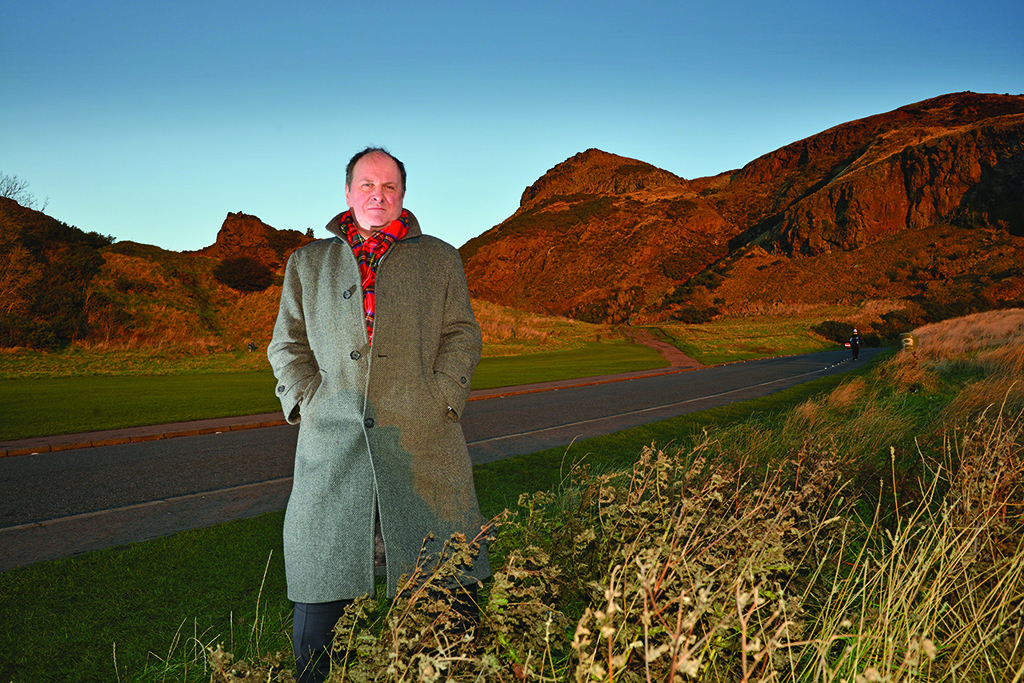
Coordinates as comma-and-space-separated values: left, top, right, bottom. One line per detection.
2, 0, 1021, 251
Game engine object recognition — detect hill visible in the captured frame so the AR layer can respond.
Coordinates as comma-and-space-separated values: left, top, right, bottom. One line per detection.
3, 91, 1022, 352
0, 205, 309, 351
460, 92, 1024, 330
0, 198, 114, 348
196, 211, 313, 271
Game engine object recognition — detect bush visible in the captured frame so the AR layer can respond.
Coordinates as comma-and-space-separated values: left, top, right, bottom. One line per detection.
672, 306, 720, 323
811, 319, 854, 344
213, 256, 274, 293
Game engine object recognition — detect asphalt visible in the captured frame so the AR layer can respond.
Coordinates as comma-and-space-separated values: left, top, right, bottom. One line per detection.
1, 348, 871, 571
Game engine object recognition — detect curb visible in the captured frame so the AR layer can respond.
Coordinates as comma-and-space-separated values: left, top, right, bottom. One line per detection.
1, 418, 289, 458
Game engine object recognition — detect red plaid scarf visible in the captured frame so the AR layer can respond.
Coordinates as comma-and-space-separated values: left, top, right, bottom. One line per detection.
342, 209, 410, 343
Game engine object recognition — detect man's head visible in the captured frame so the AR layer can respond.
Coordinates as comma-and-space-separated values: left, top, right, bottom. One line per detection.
345, 147, 406, 233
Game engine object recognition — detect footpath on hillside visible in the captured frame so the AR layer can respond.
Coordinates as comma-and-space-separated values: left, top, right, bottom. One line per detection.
618, 326, 703, 369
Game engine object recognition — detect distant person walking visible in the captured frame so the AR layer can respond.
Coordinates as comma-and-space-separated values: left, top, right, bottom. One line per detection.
268, 147, 489, 683
849, 328, 860, 360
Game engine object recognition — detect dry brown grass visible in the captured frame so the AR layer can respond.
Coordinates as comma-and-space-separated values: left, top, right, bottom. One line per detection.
219, 286, 285, 350
912, 308, 1024, 361
899, 308, 1024, 419
878, 352, 939, 395
826, 376, 866, 411
790, 399, 823, 430
721, 300, 853, 319
80, 251, 290, 354
473, 299, 615, 356
101, 252, 171, 289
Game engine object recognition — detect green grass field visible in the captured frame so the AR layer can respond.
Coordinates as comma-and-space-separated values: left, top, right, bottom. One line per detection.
656, 308, 849, 364
0, 340, 666, 441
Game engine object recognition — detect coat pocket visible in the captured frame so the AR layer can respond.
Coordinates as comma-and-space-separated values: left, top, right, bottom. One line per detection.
427, 371, 465, 423
299, 371, 325, 419
423, 371, 458, 423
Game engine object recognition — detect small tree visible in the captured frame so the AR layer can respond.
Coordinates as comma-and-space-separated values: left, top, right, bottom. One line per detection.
0, 172, 48, 211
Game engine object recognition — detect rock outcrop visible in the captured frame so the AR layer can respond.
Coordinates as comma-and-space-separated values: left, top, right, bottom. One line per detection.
764, 94, 1024, 255
461, 92, 1024, 321
198, 212, 313, 271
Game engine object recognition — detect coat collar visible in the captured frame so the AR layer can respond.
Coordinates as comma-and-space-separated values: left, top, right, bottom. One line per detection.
325, 209, 422, 241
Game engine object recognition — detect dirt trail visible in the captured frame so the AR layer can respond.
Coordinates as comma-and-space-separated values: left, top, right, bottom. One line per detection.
620, 327, 703, 369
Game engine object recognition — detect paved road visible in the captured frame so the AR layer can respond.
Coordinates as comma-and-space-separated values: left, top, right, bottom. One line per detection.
464, 348, 876, 461
0, 347, 881, 571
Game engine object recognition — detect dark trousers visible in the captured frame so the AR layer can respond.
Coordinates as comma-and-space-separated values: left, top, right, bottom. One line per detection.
292, 585, 479, 682
292, 599, 353, 683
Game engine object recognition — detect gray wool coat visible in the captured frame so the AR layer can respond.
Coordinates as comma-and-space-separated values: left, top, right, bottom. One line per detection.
267, 210, 490, 603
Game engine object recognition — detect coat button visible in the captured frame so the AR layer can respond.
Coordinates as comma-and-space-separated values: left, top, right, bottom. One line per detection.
460, 376, 468, 384
276, 385, 285, 394
343, 290, 352, 299
350, 350, 361, 360
364, 417, 375, 428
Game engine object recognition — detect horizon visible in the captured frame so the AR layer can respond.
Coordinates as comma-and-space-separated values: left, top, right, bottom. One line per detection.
3, 0, 1022, 252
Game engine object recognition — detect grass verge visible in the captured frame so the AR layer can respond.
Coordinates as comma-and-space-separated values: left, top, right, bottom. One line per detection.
0, 371, 281, 441
651, 308, 848, 365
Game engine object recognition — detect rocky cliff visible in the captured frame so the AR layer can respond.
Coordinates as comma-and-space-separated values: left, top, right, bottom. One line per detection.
461, 92, 1024, 323
197, 211, 313, 271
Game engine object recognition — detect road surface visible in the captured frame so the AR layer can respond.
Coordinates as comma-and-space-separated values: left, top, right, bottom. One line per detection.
0, 347, 880, 571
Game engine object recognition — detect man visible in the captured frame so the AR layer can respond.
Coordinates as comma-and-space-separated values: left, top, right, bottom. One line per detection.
849, 328, 860, 360
268, 147, 489, 682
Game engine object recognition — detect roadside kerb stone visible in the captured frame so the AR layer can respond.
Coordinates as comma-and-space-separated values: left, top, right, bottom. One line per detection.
0, 414, 289, 458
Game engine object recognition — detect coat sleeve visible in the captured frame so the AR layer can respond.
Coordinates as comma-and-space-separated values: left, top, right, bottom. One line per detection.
432, 252, 482, 419
267, 251, 321, 424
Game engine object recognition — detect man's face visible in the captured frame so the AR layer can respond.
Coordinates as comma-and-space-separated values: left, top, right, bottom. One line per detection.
345, 152, 405, 233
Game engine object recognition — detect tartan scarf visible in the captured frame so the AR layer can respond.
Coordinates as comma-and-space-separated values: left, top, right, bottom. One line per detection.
342, 209, 410, 343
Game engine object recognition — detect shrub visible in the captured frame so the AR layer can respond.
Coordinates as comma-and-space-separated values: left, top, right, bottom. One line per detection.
811, 319, 854, 344
213, 256, 274, 293
672, 306, 720, 323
